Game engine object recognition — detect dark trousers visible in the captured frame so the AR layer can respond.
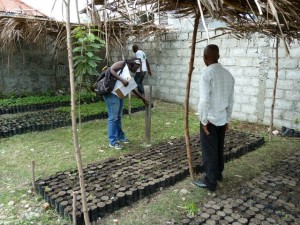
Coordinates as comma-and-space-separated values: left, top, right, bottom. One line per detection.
200, 122, 226, 187
134, 72, 146, 95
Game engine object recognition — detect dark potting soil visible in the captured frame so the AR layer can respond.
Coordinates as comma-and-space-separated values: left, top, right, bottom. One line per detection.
35, 130, 264, 224
182, 151, 300, 225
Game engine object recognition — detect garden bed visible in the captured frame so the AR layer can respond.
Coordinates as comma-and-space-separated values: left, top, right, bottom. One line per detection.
0, 99, 146, 138
181, 151, 300, 225
35, 130, 265, 224
0, 93, 100, 115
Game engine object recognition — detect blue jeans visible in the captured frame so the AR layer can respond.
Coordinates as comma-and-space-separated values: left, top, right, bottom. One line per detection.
134, 72, 146, 95
103, 93, 126, 145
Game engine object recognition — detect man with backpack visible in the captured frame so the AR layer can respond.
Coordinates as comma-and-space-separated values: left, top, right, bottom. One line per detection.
102, 58, 148, 150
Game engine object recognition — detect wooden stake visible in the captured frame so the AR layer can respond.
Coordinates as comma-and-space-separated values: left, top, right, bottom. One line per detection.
113, 219, 119, 225
128, 92, 132, 115
269, 37, 280, 141
31, 161, 36, 194
72, 191, 78, 225
184, 11, 200, 181
145, 85, 152, 142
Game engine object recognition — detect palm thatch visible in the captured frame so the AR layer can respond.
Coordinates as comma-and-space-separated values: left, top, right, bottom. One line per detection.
91, 0, 300, 42
1, 0, 300, 55
0, 13, 165, 56
0, 17, 66, 55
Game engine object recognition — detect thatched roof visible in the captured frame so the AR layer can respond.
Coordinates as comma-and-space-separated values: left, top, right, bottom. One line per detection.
0, 0, 65, 54
1, 0, 300, 55
91, 0, 300, 40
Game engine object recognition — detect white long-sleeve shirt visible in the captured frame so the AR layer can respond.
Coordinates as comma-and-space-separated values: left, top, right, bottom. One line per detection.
135, 50, 147, 72
198, 63, 235, 126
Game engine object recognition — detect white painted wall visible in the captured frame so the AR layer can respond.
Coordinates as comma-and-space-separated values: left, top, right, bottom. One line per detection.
111, 31, 300, 130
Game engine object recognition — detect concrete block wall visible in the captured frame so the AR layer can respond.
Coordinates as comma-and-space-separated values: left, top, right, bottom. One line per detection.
111, 32, 300, 130
0, 43, 69, 96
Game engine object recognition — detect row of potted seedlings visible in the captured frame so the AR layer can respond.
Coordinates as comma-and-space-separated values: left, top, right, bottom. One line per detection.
182, 151, 300, 225
0, 93, 100, 115
35, 130, 265, 224
0, 102, 70, 115
0, 103, 146, 138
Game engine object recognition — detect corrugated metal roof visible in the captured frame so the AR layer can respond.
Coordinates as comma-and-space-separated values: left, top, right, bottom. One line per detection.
0, 0, 46, 17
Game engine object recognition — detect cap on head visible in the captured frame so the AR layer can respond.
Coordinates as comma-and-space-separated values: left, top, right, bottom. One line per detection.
127, 57, 140, 72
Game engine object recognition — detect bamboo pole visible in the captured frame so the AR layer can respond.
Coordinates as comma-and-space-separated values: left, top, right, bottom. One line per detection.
269, 36, 280, 141
184, 11, 200, 180
64, 0, 91, 224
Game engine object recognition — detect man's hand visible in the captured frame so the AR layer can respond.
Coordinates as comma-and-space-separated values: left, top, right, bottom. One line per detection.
225, 123, 229, 133
202, 123, 210, 135
148, 71, 152, 76
142, 98, 149, 106
122, 79, 129, 87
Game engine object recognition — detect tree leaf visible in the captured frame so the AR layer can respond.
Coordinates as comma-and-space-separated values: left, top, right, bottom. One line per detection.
86, 52, 94, 58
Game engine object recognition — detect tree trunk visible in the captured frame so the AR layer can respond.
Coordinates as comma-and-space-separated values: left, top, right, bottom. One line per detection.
269, 37, 280, 142
64, 0, 91, 224
184, 12, 200, 180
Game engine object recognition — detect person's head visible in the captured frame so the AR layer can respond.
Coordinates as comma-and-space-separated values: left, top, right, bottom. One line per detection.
132, 44, 139, 53
126, 57, 140, 73
203, 44, 220, 66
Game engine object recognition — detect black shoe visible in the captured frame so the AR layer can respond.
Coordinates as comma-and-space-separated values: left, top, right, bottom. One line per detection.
193, 180, 216, 192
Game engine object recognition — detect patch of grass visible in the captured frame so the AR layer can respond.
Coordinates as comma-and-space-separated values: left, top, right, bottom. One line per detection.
183, 202, 199, 217
101, 180, 206, 225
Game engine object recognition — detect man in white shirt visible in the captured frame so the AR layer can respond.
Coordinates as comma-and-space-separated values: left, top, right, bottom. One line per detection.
194, 44, 235, 191
132, 44, 152, 95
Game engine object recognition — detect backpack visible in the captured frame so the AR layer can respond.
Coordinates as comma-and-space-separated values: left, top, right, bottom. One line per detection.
93, 67, 116, 95
93, 62, 126, 96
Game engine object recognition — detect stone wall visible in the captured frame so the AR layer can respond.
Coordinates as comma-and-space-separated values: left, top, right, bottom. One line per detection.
0, 43, 69, 96
111, 31, 300, 130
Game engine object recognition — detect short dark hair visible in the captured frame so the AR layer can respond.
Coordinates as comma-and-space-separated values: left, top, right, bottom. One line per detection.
204, 44, 219, 59
132, 44, 139, 52
205, 44, 219, 54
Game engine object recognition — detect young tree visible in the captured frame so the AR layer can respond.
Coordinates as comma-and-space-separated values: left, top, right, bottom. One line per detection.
64, 0, 91, 224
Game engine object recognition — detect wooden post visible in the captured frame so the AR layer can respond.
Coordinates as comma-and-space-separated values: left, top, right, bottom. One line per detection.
128, 92, 132, 115
113, 219, 119, 225
269, 37, 280, 141
184, 11, 200, 181
72, 191, 78, 225
31, 161, 35, 193
145, 85, 152, 142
